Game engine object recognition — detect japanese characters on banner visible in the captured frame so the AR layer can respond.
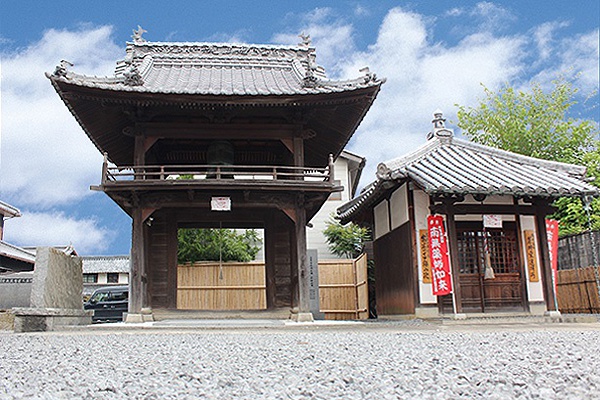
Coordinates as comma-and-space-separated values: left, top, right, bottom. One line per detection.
545, 219, 559, 291
427, 215, 453, 296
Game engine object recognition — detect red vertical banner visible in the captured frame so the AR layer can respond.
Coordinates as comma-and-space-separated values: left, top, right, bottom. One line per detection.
427, 215, 453, 296
545, 219, 559, 291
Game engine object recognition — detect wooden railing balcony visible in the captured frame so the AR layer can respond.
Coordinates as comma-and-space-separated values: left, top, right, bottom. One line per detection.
100, 154, 336, 188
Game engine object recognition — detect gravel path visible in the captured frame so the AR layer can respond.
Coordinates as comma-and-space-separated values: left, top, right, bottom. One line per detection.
1, 327, 599, 399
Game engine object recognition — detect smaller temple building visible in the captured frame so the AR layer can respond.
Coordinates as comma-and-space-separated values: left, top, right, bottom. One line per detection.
338, 112, 598, 317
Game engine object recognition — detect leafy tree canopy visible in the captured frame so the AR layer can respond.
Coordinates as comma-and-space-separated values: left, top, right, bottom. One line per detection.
178, 228, 262, 263
323, 218, 371, 259
456, 78, 600, 235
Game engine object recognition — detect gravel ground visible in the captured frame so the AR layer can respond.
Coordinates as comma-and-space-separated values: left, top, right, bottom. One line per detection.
1, 326, 599, 399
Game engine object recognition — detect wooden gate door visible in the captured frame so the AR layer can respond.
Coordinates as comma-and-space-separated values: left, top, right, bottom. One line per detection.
456, 223, 526, 312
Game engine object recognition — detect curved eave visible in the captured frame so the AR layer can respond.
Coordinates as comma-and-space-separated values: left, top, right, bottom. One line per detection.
49, 76, 382, 167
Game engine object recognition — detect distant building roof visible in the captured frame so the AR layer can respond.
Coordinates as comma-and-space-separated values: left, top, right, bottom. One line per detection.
0, 241, 36, 264
0, 201, 21, 218
338, 112, 598, 223
21, 245, 78, 257
82, 255, 130, 274
47, 39, 382, 97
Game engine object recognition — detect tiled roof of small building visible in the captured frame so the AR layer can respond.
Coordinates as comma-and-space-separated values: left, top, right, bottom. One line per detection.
47, 39, 383, 96
0, 241, 36, 264
338, 113, 598, 223
82, 255, 130, 274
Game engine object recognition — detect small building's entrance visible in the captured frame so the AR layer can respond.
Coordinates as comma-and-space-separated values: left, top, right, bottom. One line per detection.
455, 222, 526, 312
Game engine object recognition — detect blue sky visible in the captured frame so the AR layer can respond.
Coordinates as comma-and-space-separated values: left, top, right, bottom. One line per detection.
1, 1, 598, 255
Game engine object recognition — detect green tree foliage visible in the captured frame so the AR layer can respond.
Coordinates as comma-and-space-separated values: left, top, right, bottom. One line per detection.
456, 78, 600, 235
177, 228, 262, 263
323, 218, 371, 259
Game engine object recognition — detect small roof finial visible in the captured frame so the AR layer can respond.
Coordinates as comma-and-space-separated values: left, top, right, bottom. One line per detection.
132, 25, 148, 44
298, 32, 312, 48
427, 109, 453, 140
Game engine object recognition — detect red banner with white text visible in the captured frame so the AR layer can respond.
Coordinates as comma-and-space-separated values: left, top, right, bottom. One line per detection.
427, 215, 453, 296
545, 219, 559, 292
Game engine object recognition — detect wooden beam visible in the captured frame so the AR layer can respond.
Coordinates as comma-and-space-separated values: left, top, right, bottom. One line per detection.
140, 122, 296, 139
430, 203, 541, 216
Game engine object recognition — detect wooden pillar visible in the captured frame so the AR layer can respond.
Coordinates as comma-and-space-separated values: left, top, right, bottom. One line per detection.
265, 213, 277, 309
444, 198, 463, 314
0, 214, 4, 241
534, 201, 557, 311
293, 136, 304, 168
166, 210, 178, 309
129, 207, 148, 318
293, 197, 312, 321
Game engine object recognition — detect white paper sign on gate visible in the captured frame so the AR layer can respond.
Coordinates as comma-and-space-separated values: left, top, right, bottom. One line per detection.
211, 196, 231, 211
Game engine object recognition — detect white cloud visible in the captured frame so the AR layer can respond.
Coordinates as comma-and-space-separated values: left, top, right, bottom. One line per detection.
5, 210, 111, 254
469, 1, 517, 31
1, 26, 121, 208
533, 21, 571, 61
273, 6, 597, 188
302, 7, 524, 181
271, 8, 356, 76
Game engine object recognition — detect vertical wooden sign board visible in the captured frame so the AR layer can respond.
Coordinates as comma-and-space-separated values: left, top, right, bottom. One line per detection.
419, 230, 432, 283
427, 215, 453, 296
307, 249, 324, 320
524, 230, 540, 282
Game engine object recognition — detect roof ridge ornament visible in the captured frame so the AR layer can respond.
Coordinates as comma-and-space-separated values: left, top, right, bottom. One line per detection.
53, 60, 73, 78
123, 64, 144, 86
427, 110, 454, 140
132, 25, 148, 44
298, 32, 312, 48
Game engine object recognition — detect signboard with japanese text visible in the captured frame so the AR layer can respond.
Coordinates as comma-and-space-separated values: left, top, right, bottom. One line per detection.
211, 197, 231, 211
524, 230, 539, 282
546, 219, 559, 291
419, 229, 432, 283
427, 215, 453, 296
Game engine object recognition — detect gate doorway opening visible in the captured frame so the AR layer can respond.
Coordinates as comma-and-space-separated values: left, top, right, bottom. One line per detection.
176, 227, 266, 311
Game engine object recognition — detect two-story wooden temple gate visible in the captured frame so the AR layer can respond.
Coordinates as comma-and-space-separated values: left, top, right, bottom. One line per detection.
47, 32, 382, 321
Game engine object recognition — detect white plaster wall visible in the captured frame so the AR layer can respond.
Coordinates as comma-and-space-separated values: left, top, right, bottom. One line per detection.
520, 215, 545, 302
413, 189, 437, 305
98, 273, 107, 284
389, 184, 409, 230
374, 200, 390, 239
119, 273, 129, 284
307, 160, 352, 259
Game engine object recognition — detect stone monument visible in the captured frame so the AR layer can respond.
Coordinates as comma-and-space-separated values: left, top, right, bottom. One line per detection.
12, 247, 92, 332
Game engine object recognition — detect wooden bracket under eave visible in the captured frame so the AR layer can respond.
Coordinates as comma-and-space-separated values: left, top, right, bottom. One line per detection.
280, 138, 294, 154
282, 208, 297, 224
142, 207, 157, 223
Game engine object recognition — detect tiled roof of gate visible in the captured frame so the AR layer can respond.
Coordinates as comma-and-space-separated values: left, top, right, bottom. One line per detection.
338, 134, 598, 223
47, 41, 383, 97
82, 255, 130, 274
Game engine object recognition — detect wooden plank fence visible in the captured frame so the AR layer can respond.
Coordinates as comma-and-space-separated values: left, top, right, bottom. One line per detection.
557, 266, 600, 314
319, 254, 369, 320
176, 254, 369, 319
177, 262, 267, 310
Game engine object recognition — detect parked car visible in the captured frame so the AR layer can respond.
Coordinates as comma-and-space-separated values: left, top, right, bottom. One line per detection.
84, 285, 128, 322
